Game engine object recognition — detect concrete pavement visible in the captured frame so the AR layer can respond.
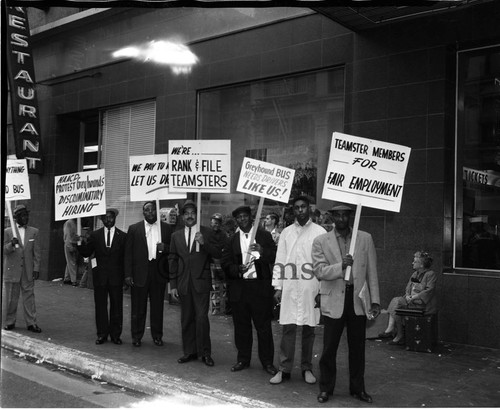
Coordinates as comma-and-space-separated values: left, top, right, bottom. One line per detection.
2, 280, 500, 407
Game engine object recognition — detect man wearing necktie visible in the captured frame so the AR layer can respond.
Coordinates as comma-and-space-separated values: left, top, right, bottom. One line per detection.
221, 205, 278, 376
77, 208, 127, 345
168, 200, 222, 367
3, 204, 42, 333
124, 201, 173, 347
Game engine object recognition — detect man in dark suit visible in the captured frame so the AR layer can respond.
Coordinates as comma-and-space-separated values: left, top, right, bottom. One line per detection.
78, 208, 127, 345
124, 201, 173, 347
168, 200, 222, 367
221, 205, 278, 376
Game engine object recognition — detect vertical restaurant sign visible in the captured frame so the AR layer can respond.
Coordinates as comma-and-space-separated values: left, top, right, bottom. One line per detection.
322, 132, 411, 213
6, 7, 43, 174
54, 169, 106, 221
168, 140, 231, 193
5, 159, 31, 201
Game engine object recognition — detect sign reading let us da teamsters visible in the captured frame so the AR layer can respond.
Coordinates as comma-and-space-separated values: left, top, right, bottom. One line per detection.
237, 157, 295, 203
322, 132, 411, 213
168, 140, 231, 193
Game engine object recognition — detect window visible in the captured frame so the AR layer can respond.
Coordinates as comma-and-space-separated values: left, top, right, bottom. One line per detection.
455, 45, 500, 272
198, 68, 345, 227
101, 100, 156, 231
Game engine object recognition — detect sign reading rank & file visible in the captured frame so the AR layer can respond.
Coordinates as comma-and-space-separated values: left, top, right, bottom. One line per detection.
168, 140, 231, 193
322, 132, 411, 213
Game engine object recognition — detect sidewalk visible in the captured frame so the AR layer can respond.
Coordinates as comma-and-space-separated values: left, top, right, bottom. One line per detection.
2, 280, 500, 408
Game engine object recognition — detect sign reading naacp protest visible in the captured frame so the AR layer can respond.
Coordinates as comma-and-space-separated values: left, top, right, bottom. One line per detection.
6, 7, 43, 174
5, 159, 31, 201
322, 132, 411, 213
129, 154, 186, 201
54, 169, 106, 221
236, 157, 295, 204
168, 140, 231, 193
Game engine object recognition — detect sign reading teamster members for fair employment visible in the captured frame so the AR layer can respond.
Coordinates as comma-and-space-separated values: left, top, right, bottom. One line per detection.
168, 140, 231, 193
237, 157, 295, 204
54, 169, 106, 220
322, 132, 411, 213
129, 154, 186, 201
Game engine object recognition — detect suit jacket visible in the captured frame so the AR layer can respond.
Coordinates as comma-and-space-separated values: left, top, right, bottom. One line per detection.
168, 225, 221, 295
221, 227, 276, 302
312, 229, 379, 319
3, 226, 41, 283
124, 220, 173, 287
78, 227, 127, 287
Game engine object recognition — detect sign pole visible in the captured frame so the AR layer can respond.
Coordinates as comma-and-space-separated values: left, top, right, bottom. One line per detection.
196, 192, 202, 252
344, 203, 362, 282
156, 198, 161, 243
244, 196, 265, 265
6, 202, 20, 248
76, 218, 82, 246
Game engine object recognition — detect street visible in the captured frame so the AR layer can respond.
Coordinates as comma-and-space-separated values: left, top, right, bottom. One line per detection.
1, 349, 146, 408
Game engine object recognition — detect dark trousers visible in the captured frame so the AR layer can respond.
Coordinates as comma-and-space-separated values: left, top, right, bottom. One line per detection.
130, 260, 167, 341
231, 280, 274, 367
319, 286, 367, 394
94, 283, 123, 339
179, 279, 211, 357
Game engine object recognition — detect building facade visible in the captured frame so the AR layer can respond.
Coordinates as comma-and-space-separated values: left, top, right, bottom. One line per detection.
5, 2, 500, 348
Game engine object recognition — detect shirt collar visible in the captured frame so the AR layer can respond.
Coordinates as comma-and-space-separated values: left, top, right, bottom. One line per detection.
334, 227, 352, 239
294, 218, 312, 228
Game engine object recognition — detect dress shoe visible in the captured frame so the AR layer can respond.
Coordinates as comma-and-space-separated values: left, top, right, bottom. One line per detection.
231, 361, 250, 372
132, 339, 141, 347
63, 279, 72, 285
95, 337, 107, 345
111, 337, 122, 345
3, 324, 15, 331
178, 353, 198, 364
71, 282, 78, 287
27, 324, 42, 333
317, 392, 330, 403
377, 331, 394, 339
351, 391, 373, 403
263, 364, 278, 376
270, 371, 291, 384
302, 370, 317, 384
153, 338, 164, 346
202, 355, 215, 367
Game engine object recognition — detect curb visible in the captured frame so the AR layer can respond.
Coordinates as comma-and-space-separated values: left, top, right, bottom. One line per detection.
1, 331, 271, 408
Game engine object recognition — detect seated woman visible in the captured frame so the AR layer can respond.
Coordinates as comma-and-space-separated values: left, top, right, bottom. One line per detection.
378, 251, 437, 345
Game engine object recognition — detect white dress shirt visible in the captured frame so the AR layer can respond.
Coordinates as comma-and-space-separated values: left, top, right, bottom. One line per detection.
238, 227, 260, 279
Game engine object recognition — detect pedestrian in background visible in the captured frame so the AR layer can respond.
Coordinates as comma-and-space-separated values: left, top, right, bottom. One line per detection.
63, 218, 79, 286
169, 200, 221, 366
312, 203, 380, 404
77, 208, 127, 345
221, 205, 278, 376
270, 196, 325, 385
124, 201, 173, 347
3, 204, 42, 333
264, 212, 281, 245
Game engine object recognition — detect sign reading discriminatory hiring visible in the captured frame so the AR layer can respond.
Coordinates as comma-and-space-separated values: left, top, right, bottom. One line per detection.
129, 154, 186, 201
5, 159, 31, 201
54, 169, 106, 220
322, 132, 411, 212
168, 140, 231, 193
236, 157, 295, 204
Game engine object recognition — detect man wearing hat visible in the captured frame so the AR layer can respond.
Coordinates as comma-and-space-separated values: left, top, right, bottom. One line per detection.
312, 203, 380, 404
168, 200, 222, 366
221, 205, 278, 376
3, 204, 42, 333
124, 201, 173, 347
77, 207, 127, 345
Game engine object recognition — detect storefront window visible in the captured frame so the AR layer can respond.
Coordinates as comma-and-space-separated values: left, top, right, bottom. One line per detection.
198, 67, 344, 229
456, 45, 500, 271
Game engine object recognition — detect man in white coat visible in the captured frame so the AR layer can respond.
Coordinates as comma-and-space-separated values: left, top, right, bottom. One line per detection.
270, 196, 325, 385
